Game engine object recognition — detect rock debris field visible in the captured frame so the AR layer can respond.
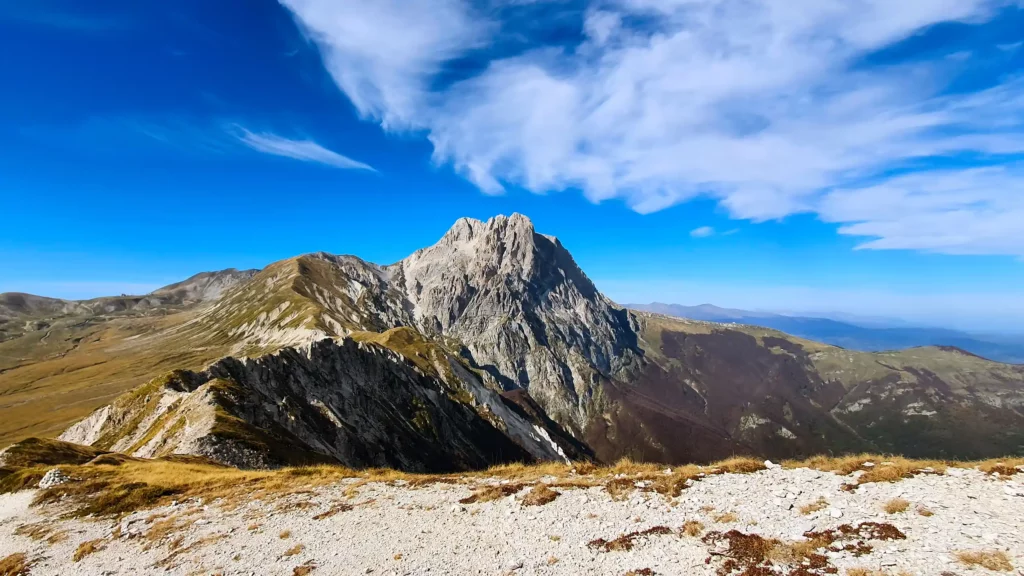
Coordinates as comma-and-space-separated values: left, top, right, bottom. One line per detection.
1, 463, 1022, 576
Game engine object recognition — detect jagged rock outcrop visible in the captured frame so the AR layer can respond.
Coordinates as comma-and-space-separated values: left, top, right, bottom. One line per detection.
60, 329, 591, 470
388, 214, 641, 430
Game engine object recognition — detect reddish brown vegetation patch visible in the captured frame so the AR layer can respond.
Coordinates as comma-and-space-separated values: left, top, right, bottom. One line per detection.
700, 523, 906, 576
312, 503, 353, 520
588, 526, 674, 552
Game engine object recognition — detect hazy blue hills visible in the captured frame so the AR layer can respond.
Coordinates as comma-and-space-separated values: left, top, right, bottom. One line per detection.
629, 303, 1024, 365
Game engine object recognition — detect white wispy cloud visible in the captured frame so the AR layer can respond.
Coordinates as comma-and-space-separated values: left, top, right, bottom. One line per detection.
279, 0, 1024, 256
690, 226, 714, 238
237, 129, 376, 171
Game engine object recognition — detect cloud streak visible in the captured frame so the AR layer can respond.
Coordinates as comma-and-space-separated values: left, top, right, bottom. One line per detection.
279, 0, 1024, 256
237, 130, 376, 171
690, 226, 714, 238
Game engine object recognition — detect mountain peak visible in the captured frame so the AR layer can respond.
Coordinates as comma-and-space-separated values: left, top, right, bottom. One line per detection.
438, 213, 536, 247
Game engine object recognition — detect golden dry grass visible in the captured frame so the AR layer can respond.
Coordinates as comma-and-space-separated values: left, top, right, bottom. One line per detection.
846, 569, 886, 576
283, 544, 304, 557
713, 511, 738, 523
13, 521, 67, 545
293, 563, 316, 576
883, 498, 910, 514
955, 550, 1014, 571
0, 553, 32, 576
917, 506, 934, 517
154, 534, 226, 569
73, 539, 104, 562
520, 483, 560, 506
278, 530, 291, 539
681, 520, 704, 537
0, 314, 231, 446
3, 440, 1021, 520
799, 497, 829, 515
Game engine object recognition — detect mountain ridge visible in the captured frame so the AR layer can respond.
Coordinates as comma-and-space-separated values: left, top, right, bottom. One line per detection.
2, 215, 1023, 466
630, 302, 1024, 365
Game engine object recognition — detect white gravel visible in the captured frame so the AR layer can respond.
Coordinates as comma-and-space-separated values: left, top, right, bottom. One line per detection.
1, 467, 1022, 575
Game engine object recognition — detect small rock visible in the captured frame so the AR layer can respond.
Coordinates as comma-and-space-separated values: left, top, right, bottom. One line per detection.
829, 508, 844, 519
764, 460, 777, 469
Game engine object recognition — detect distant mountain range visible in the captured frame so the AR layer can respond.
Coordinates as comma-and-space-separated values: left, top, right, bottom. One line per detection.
2, 215, 1023, 469
629, 303, 1024, 365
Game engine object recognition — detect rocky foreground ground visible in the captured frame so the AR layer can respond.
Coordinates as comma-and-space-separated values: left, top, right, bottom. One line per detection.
1, 463, 1022, 576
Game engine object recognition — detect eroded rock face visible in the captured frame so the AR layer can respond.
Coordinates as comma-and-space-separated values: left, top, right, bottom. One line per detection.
61, 334, 590, 470
389, 214, 641, 429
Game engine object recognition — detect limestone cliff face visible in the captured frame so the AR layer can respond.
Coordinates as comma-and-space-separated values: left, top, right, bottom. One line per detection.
60, 331, 590, 470
389, 214, 641, 430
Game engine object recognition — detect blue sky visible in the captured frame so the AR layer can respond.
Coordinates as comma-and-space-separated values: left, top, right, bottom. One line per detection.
1, 0, 1023, 332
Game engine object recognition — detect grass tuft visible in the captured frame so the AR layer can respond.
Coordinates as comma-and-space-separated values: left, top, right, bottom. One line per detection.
799, 497, 829, 515
883, 498, 910, 514
0, 553, 32, 576
713, 511, 739, 524
955, 550, 1013, 571
520, 483, 559, 506
73, 539, 104, 562
283, 544, 305, 557
681, 520, 704, 537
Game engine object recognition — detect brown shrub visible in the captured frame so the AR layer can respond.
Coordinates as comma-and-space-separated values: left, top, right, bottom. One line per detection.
279, 530, 291, 539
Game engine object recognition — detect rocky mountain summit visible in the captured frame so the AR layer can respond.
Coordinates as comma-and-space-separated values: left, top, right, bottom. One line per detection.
3, 214, 1024, 469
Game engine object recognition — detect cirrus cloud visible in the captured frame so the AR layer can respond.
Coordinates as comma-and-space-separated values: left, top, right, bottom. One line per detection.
237, 129, 376, 171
